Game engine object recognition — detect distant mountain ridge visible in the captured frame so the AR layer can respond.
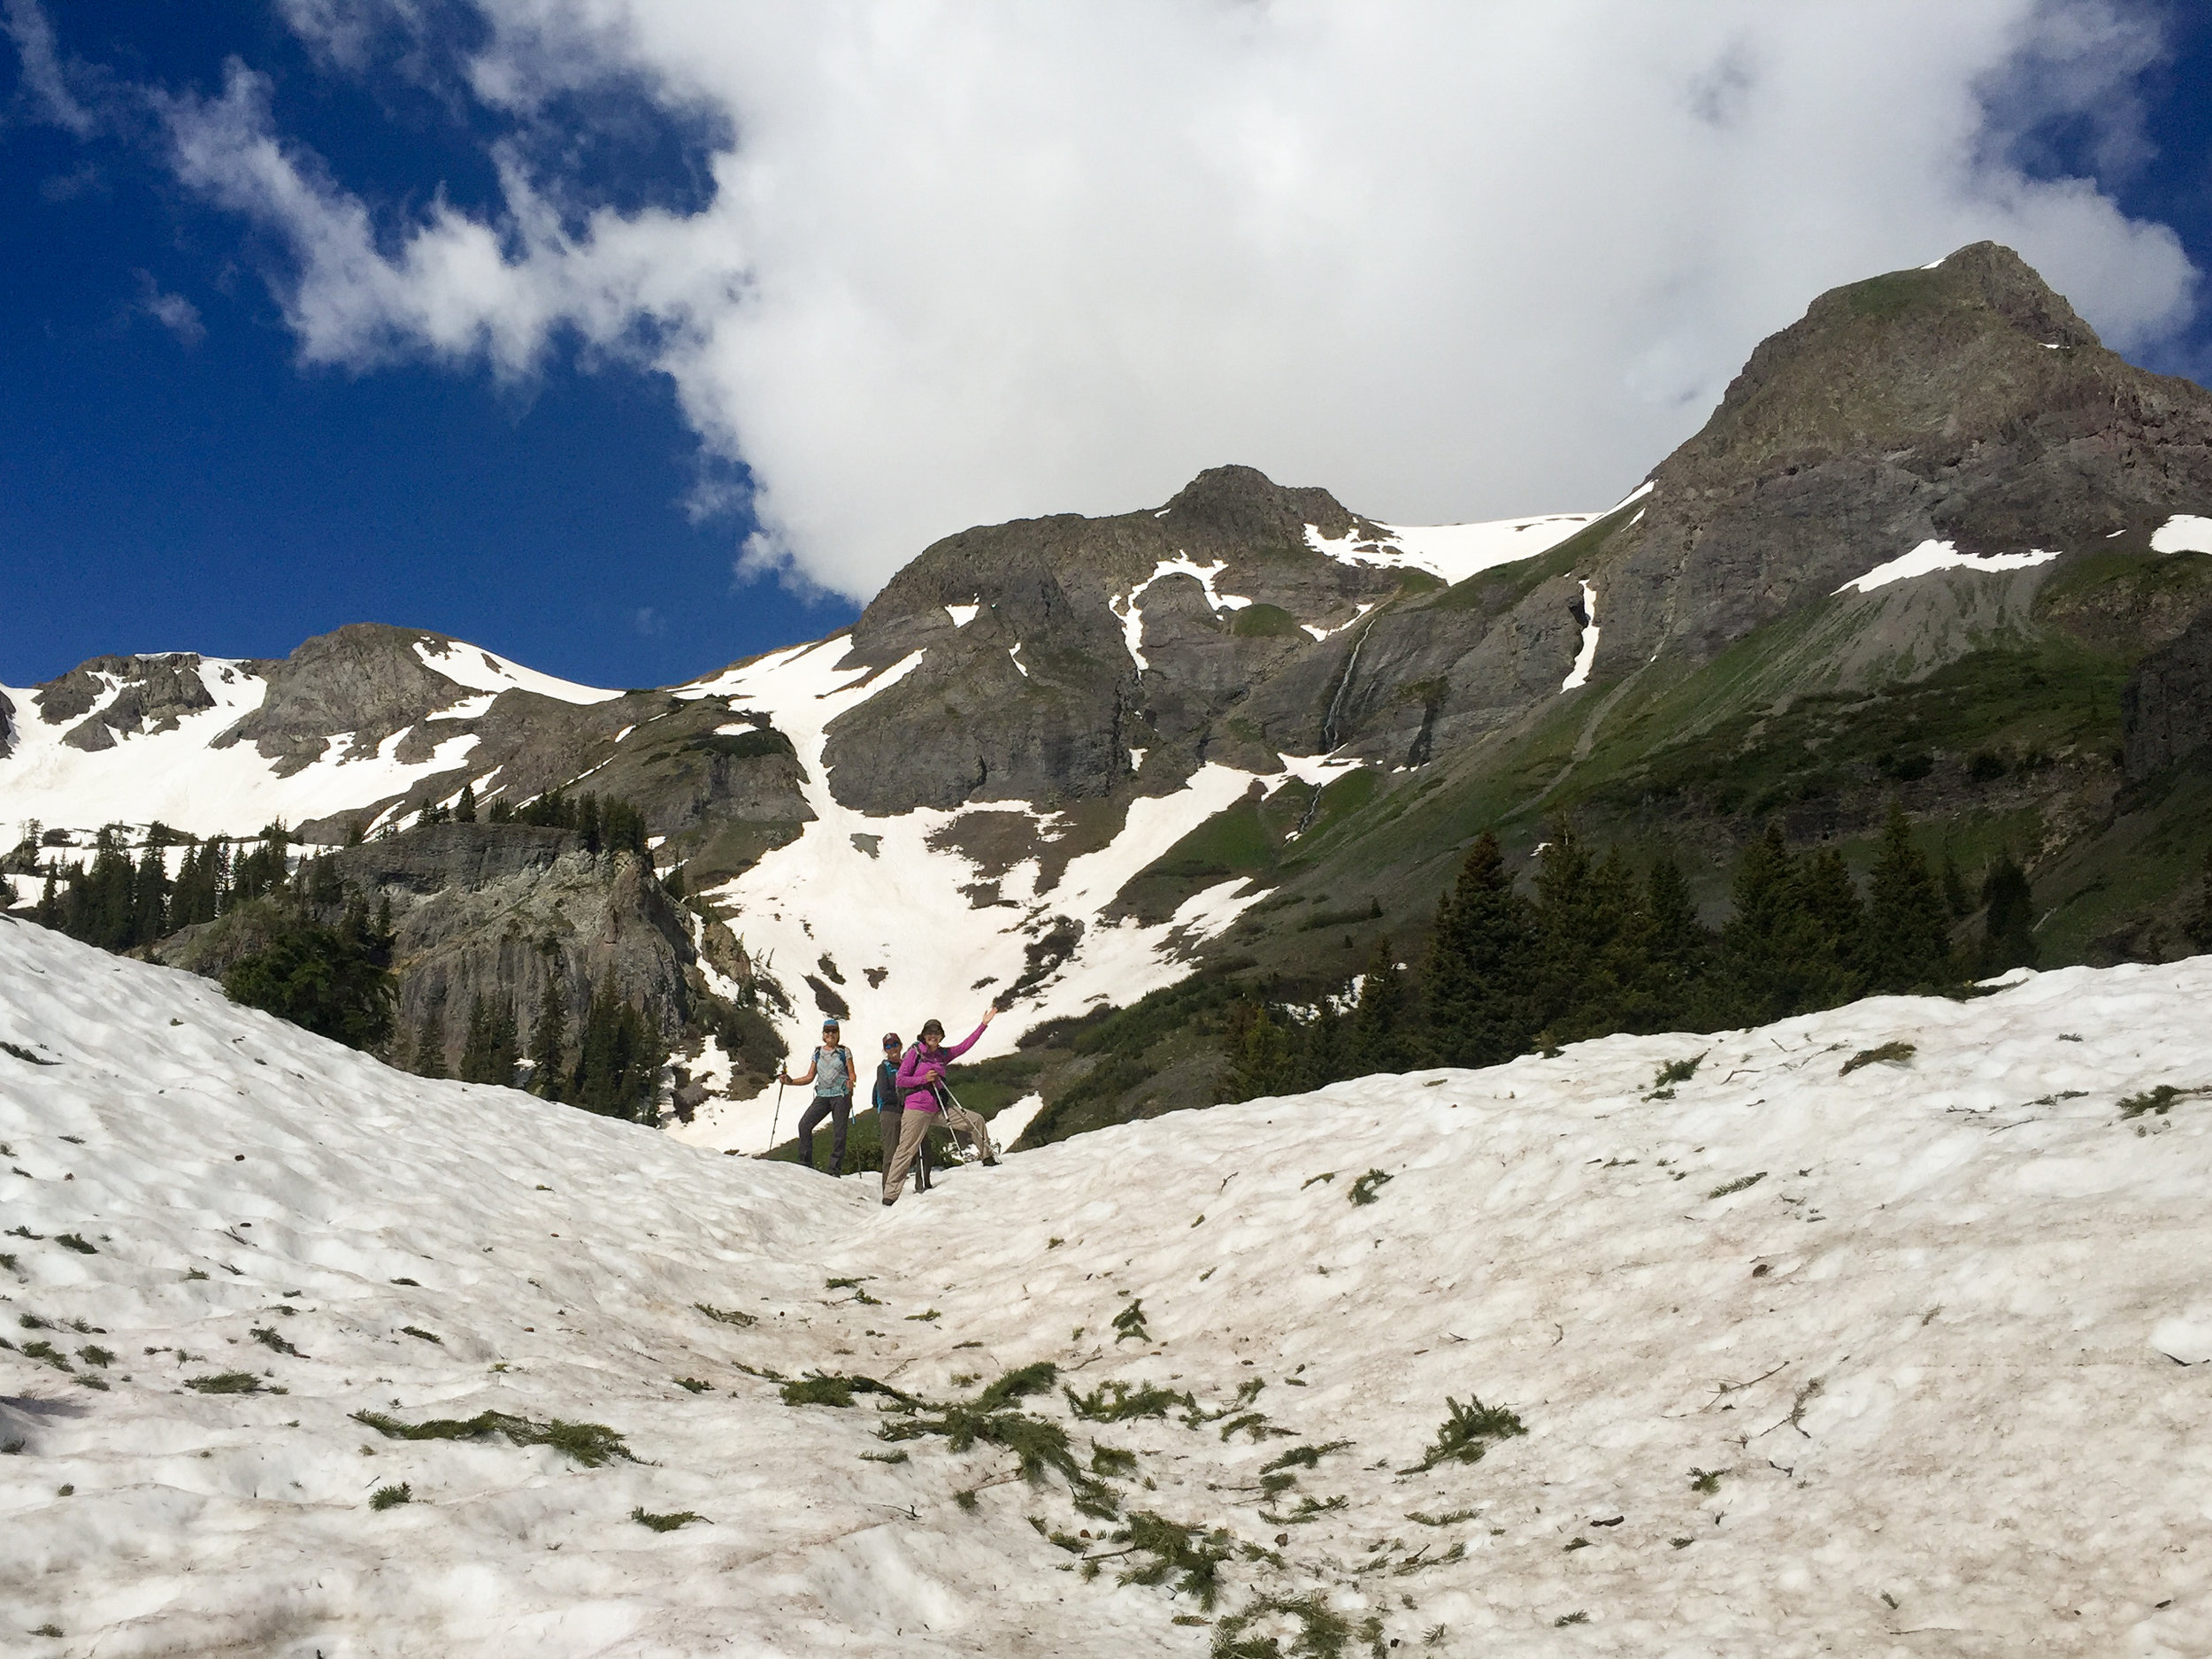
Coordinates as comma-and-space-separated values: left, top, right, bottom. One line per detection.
12, 242, 2212, 1139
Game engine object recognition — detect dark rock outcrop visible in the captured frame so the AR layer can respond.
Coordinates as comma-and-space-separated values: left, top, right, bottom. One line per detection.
2124, 606, 2212, 780
32, 653, 226, 752
823, 465, 1401, 813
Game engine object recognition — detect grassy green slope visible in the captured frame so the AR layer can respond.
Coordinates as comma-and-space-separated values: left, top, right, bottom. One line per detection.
1012, 546, 2212, 1148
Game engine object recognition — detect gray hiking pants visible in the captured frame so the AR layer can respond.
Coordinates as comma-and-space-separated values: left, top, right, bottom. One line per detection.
882, 1102, 994, 1204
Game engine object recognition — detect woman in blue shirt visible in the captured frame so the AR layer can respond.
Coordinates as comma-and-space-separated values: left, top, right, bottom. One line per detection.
781, 1018, 855, 1176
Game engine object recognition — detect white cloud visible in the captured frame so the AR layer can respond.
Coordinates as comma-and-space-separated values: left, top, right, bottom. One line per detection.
133, 271, 205, 347
4, 0, 95, 135
164, 1, 2200, 602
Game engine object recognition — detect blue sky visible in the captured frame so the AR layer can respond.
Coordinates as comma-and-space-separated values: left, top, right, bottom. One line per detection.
6, 3, 2212, 691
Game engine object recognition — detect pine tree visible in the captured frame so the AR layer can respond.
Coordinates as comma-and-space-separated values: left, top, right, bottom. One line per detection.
458, 995, 496, 1083
1978, 854, 2038, 974
411, 1003, 448, 1079
1423, 833, 1533, 1067
1349, 939, 1418, 1074
488, 998, 519, 1087
1939, 851, 1973, 919
1720, 824, 1851, 1024
223, 912, 397, 1052
1219, 1002, 1294, 1102
1798, 847, 1867, 992
1863, 803, 1955, 993
454, 782, 477, 824
530, 970, 567, 1101
1526, 826, 1595, 1042
128, 842, 171, 946
1634, 856, 1712, 1029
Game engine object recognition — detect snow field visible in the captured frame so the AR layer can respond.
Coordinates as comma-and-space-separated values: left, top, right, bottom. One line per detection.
680, 636, 1269, 1092
1304, 513, 1600, 588
8, 919, 2212, 1654
1834, 540, 2062, 595
0, 647, 611, 846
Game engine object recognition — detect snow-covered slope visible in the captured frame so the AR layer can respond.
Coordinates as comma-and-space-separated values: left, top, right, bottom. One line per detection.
672, 639, 1270, 1102
8, 918, 2212, 1655
1304, 511, 1601, 586
0, 645, 617, 845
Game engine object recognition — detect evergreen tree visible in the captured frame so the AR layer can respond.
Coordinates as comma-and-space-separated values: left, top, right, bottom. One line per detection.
411, 1003, 449, 1079
307, 853, 343, 909
1862, 803, 1955, 993
1634, 856, 1713, 1030
454, 782, 477, 824
1720, 825, 1852, 1025
1298, 1002, 1348, 1092
1978, 854, 2038, 974
454, 993, 520, 1086
1423, 833, 1533, 1067
1525, 826, 1594, 1042
128, 843, 171, 946
171, 839, 224, 930
458, 995, 496, 1083
1348, 940, 1418, 1074
1798, 847, 1867, 991
530, 971, 568, 1101
1939, 851, 1973, 920
1219, 1002, 1294, 1102
221, 910, 397, 1051
572, 967, 662, 1118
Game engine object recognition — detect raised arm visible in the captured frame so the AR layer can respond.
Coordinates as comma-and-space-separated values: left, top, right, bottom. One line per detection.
937, 1004, 998, 1064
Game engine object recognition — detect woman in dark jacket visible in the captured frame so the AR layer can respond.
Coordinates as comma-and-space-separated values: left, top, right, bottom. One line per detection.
872, 1031, 928, 1193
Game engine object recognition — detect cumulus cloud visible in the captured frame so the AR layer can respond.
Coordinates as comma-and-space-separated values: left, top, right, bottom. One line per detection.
160, 0, 2200, 600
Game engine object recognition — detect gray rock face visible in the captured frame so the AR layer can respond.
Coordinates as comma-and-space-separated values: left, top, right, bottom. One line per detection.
1586, 243, 2212, 678
823, 465, 1402, 813
326, 824, 702, 1073
214, 623, 508, 773
30, 653, 225, 753
2124, 608, 2212, 780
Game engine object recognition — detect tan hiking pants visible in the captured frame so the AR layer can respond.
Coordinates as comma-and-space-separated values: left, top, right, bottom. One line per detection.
882, 1103, 995, 1203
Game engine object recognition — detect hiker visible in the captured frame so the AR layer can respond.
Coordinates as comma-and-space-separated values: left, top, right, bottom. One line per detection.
882, 1007, 999, 1207
872, 1030, 930, 1194
781, 1018, 855, 1177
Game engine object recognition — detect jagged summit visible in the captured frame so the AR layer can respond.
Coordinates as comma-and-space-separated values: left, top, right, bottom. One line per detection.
1668, 242, 2162, 481
1586, 242, 2212, 672
1156, 462, 1372, 550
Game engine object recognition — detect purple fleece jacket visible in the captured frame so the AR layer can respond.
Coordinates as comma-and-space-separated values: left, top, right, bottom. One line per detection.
895, 1023, 986, 1113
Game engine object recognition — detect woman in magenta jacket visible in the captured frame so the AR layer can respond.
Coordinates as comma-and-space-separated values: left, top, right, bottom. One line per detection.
881, 1005, 998, 1204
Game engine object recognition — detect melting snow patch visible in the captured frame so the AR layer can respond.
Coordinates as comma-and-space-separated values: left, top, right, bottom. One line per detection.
944, 603, 979, 627
1302, 602, 1374, 641
1835, 540, 2061, 595
1110, 557, 1255, 671
1008, 643, 1028, 678
1562, 580, 1600, 691
2151, 515, 2212, 556
411, 640, 620, 706
1308, 514, 1597, 587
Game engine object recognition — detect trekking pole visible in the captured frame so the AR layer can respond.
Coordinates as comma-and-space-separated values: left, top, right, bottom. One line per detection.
767, 1078, 786, 1155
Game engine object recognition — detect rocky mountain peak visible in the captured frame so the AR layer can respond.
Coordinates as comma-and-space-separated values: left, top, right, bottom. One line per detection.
1586, 243, 2212, 673
1664, 242, 2124, 484
1156, 464, 1369, 553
